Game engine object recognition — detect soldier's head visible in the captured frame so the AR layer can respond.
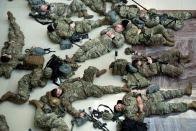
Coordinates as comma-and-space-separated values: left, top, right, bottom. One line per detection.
114, 100, 125, 113
43, 67, 53, 79
132, 59, 142, 68
114, 23, 124, 32
1, 54, 12, 63
51, 88, 63, 98
40, 4, 49, 12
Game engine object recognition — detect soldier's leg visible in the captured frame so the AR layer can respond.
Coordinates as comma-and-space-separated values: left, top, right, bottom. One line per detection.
147, 102, 189, 116
30, 100, 70, 131
7, 11, 24, 45
161, 64, 183, 77
167, 11, 192, 20
152, 24, 174, 42
147, 83, 192, 102
69, 0, 93, 19
87, 84, 130, 98
0, 77, 31, 104
82, 66, 106, 82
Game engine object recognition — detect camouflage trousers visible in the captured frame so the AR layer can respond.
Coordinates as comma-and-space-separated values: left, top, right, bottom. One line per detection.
141, 25, 173, 46
0, 114, 9, 131
74, 38, 110, 62
144, 89, 188, 116
81, 0, 106, 15
34, 109, 69, 131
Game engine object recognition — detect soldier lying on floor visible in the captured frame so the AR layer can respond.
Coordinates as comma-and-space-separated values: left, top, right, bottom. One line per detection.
0, 67, 52, 104
47, 17, 110, 49
29, 66, 131, 131
114, 83, 196, 122
114, 19, 175, 47
131, 48, 190, 78
0, 11, 24, 78
113, 1, 196, 31
71, 25, 125, 62
27, 0, 93, 24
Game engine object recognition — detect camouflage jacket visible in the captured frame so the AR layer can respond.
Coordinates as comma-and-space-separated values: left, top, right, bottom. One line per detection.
122, 92, 147, 122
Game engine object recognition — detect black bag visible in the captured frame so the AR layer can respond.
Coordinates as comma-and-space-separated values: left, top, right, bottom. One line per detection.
120, 117, 147, 131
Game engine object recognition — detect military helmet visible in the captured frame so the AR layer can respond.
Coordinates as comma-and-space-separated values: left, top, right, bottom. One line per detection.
49, 97, 61, 107
43, 67, 52, 78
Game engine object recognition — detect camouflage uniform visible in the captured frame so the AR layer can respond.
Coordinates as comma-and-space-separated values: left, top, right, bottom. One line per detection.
0, 114, 9, 131
81, 0, 106, 15
154, 48, 190, 65
123, 89, 189, 121
34, 108, 70, 131
0, 68, 52, 104
41, 66, 125, 118
143, 9, 192, 31
123, 20, 174, 47
0, 11, 24, 78
48, 17, 103, 44
109, 59, 150, 89
73, 27, 125, 62
29, 0, 91, 20
113, 3, 140, 20
136, 62, 183, 78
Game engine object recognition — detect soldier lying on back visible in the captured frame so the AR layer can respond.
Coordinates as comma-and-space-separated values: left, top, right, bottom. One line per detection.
114, 83, 196, 122
71, 25, 125, 62
27, 0, 93, 24
0, 11, 25, 78
0, 68, 52, 104
113, 2, 196, 31
29, 66, 130, 131
114, 19, 175, 47
131, 48, 190, 78
47, 17, 110, 49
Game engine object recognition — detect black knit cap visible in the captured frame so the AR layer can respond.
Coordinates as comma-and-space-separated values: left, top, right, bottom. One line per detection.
47, 24, 55, 32
114, 100, 124, 113
121, 0, 128, 4
121, 19, 129, 28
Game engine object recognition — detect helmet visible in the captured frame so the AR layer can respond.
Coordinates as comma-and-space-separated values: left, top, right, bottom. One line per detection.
43, 67, 52, 78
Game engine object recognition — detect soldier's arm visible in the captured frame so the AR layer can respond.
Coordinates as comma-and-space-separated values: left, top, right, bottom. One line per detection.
112, 33, 125, 48
125, 111, 145, 122
62, 77, 80, 83
62, 99, 81, 117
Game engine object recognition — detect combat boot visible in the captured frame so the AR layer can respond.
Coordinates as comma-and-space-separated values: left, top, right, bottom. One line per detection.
82, 10, 93, 19
96, 69, 107, 77
188, 101, 196, 110
180, 54, 191, 64
78, 12, 83, 18
184, 82, 192, 96
164, 41, 175, 47
29, 100, 43, 109
189, 10, 196, 18
0, 91, 15, 101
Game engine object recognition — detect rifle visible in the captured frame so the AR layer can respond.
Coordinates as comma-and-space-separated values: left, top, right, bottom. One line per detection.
131, 0, 179, 25
71, 109, 109, 131
131, 0, 148, 11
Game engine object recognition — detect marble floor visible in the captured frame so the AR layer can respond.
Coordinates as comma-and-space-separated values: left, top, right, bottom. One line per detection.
0, 0, 196, 131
